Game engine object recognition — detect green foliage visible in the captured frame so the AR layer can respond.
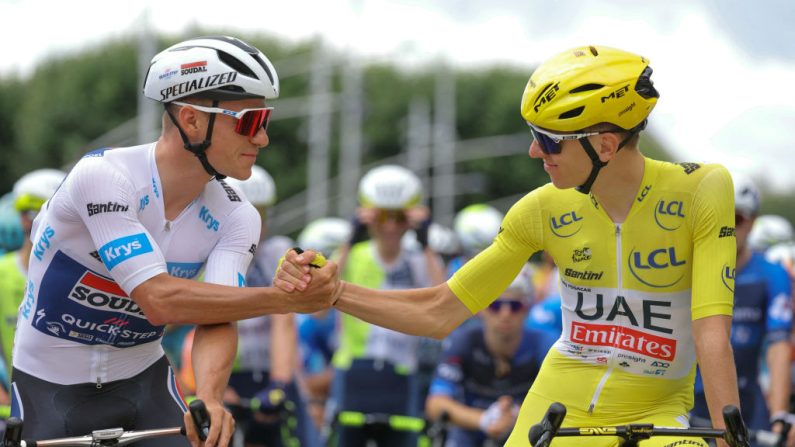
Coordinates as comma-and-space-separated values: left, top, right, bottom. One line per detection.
0, 31, 683, 223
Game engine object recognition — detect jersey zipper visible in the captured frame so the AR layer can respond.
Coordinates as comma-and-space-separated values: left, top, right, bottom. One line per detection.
587, 223, 623, 414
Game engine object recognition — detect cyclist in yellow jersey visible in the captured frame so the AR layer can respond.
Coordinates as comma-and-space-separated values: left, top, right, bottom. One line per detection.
275, 45, 740, 447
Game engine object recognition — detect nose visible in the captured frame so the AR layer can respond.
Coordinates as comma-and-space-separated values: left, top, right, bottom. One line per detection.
529, 139, 544, 158
251, 127, 269, 147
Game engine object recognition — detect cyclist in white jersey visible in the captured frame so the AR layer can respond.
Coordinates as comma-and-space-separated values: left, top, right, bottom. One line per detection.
10, 36, 337, 447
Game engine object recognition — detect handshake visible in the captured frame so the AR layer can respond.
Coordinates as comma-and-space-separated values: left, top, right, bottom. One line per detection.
272, 247, 344, 314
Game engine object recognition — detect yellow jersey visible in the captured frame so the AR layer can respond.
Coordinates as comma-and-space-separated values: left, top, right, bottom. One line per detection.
449, 157, 736, 445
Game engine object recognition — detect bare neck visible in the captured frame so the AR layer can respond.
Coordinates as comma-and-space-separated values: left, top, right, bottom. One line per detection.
589, 148, 646, 224
154, 136, 214, 221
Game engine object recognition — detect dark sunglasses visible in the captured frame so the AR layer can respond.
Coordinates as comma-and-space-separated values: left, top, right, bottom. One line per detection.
487, 300, 526, 314
173, 101, 274, 137
376, 210, 408, 224
527, 122, 603, 155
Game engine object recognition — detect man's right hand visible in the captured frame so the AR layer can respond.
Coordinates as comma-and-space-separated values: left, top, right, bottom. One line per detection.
273, 248, 343, 313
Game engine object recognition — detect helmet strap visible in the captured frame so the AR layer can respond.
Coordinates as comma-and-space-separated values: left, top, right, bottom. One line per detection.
165, 101, 227, 180
575, 126, 642, 194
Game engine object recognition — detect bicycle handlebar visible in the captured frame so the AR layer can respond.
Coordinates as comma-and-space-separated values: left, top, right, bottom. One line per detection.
2, 399, 211, 447
529, 403, 751, 447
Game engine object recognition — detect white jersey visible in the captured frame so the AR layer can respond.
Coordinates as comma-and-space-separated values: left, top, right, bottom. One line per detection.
13, 144, 261, 385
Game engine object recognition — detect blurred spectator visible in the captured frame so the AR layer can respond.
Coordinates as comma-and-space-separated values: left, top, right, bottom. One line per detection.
426, 265, 554, 446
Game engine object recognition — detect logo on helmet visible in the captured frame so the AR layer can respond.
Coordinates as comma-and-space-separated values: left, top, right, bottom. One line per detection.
600, 85, 629, 103
533, 82, 560, 113
180, 61, 208, 76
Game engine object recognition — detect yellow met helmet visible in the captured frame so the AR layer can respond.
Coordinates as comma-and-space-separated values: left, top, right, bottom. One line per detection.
521, 45, 659, 132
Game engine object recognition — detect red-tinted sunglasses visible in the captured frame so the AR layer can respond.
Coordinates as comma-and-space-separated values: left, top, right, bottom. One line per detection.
173, 101, 274, 137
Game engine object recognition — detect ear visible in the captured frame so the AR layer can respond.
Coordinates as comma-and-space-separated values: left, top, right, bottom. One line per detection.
596, 132, 621, 163
176, 104, 206, 137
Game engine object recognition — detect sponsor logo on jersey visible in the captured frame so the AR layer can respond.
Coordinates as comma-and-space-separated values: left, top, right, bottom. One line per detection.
46, 321, 66, 336
616, 352, 646, 364
160, 71, 238, 101
219, 180, 241, 202
572, 247, 592, 263
86, 201, 129, 217
719, 226, 735, 238
88, 251, 102, 262
58, 313, 160, 345
600, 84, 629, 103
139, 195, 149, 212
249, 244, 257, 255
99, 233, 153, 270
619, 361, 630, 367
82, 148, 108, 158
628, 247, 687, 288
180, 60, 208, 75
678, 162, 701, 175
533, 82, 560, 112
20, 280, 35, 320
571, 321, 675, 360
151, 177, 160, 198
721, 264, 735, 292
574, 293, 674, 335
68, 271, 144, 317
550, 211, 583, 238
159, 67, 178, 80
33, 225, 56, 261
636, 184, 652, 203
654, 200, 686, 231
199, 206, 220, 231
650, 361, 670, 368
564, 268, 603, 281
238, 272, 246, 287
167, 262, 203, 279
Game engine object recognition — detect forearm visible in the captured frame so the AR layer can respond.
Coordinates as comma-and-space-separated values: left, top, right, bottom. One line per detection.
766, 341, 791, 416
269, 313, 297, 383
334, 282, 471, 339
192, 323, 237, 403
693, 315, 740, 431
426, 395, 483, 430
133, 273, 329, 325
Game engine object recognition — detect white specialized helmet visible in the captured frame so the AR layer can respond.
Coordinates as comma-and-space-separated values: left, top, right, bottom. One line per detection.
749, 215, 794, 252
732, 172, 761, 218
358, 165, 422, 210
297, 217, 352, 258
454, 204, 504, 254
13, 168, 67, 212
223, 165, 276, 207
143, 36, 279, 103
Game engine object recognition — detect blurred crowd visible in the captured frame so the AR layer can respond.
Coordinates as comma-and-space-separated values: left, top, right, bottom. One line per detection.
1, 162, 794, 447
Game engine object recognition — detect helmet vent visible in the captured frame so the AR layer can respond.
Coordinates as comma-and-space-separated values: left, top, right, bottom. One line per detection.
218, 51, 256, 78
559, 106, 584, 120
589, 46, 599, 56
635, 66, 659, 99
569, 83, 604, 94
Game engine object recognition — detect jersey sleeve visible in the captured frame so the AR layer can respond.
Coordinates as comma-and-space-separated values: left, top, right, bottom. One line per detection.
765, 261, 793, 344
202, 204, 261, 287
68, 158, 167, 294
448, 192, 543, 313
690, 165, 736, 320
428, 328, 469, 398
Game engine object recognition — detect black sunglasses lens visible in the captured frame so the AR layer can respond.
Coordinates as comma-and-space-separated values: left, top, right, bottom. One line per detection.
531, 129, 562, 154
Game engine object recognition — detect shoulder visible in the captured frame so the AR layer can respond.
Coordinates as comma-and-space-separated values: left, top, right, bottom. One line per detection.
202, 180, 260, 222
651, 159, 731, 191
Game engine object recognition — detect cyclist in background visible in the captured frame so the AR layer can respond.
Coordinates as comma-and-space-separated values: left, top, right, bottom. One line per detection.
278, 45, 741, 447
0, 169, 66, 403
446, 204, 503, 278
295, 217, 350, 431
749, 215, 794, 253
10, 36, 337, 447
328, 164, 446, 447
691, 174, 792, 445
426, 265, 554, 446
222, 164, 313, 447
0, 193, 24, 256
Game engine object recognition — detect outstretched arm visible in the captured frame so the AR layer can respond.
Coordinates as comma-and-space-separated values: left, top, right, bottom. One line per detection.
275, 249, 471, 339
